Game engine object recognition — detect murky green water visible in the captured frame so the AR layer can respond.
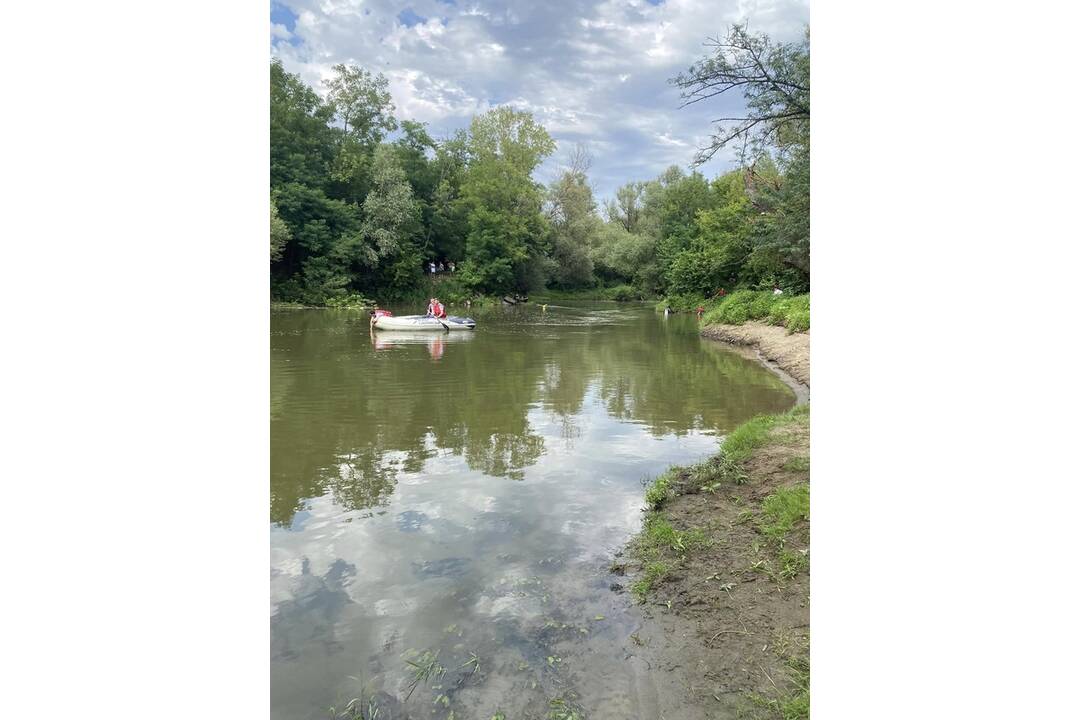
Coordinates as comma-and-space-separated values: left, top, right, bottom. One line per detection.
271, 302, 795, 719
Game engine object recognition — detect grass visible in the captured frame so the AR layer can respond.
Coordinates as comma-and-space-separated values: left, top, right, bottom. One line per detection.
758, 484, 810, 544
657, 290, 809, 332
700, 290, 810, 333
781, 456, 810, 472
631, 405, 809, 601
722, 404, 808, 463
745, 633, 810, 720
631, 561, 671, 600
403, 649, 446, 701
644, 469, 676, 509
328, 693, 383, 720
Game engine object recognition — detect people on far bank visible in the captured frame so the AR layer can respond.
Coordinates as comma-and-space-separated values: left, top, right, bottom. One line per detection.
426, 260, 457, 275
427, 297, 447, 319
773, 285, 783, 296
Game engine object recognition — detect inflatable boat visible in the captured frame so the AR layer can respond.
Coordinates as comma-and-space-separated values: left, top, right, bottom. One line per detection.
372, 314, 476, 331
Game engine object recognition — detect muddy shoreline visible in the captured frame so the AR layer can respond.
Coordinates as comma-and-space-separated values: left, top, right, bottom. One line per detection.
612, 324, 811, 719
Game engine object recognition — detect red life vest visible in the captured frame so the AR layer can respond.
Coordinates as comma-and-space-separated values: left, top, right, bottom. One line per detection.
430, 301, 446, 318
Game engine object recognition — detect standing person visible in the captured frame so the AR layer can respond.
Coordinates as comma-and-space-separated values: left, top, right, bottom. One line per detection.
695, 305, 705, 319
449, 261, 456, 273
438, 261, 445, 273
428, 261, 436, 275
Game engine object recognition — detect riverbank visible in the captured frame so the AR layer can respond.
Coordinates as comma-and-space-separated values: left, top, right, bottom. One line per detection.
620, 404, 810, 718
701, 322, 810, 387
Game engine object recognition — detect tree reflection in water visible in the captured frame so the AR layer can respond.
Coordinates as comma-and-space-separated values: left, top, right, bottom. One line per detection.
271, 304, 793, 526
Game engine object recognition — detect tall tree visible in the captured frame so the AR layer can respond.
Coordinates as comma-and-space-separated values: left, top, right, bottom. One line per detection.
674, 24, 809, 164
547, 145, 600, 288
458, 107, 556, 294
360, 145, 420, 262
324, 64, 397, 145
604, 181, 646, 233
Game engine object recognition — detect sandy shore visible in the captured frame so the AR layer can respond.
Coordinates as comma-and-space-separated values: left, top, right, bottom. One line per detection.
700, 322, 809, 387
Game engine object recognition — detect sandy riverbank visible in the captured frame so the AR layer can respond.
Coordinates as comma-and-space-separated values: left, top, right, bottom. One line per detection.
700, 322, 809, 387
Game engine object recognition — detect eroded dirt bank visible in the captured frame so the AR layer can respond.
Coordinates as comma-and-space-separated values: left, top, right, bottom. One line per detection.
617, 406, 810, 719
700, 322, 809, 387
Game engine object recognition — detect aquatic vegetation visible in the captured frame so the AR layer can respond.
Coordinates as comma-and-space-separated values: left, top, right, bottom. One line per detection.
327, 693, 382, 720
547, 696, 585, 720
403, 649, 446, 700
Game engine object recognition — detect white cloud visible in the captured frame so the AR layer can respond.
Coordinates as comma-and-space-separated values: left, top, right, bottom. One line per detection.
270, 0, 810, 197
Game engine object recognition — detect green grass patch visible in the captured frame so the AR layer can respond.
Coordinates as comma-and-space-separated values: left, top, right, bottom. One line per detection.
782, 456, 810, 472
721, 405, 808, 463
696, 290, 809, 332
643, 470, 677, 510
759, 484, 810, 544
638, 514, 710, 558
631, 561, 671, 601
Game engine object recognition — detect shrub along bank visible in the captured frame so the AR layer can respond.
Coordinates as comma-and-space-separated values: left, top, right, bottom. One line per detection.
658, 289, 809, 333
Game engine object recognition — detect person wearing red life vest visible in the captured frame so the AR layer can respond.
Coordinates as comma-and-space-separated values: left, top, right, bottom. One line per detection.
426, 297, 447, 319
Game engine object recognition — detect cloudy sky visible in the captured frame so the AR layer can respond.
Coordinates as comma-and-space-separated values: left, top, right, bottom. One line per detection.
270, 0, 809, 200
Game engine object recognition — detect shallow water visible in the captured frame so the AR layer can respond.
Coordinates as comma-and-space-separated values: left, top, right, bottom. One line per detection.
271, 302, 795, 719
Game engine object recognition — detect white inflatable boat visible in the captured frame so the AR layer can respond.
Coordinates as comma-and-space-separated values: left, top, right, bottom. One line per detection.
372, 314, 476, 331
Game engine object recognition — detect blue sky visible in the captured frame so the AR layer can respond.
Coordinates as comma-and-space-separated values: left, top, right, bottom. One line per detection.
270, 0, 809, 200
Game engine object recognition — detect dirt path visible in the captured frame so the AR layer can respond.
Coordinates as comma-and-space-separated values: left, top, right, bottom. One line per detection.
700, 322, 810, 387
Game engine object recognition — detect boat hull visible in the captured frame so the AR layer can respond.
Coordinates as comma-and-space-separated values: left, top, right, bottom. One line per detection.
372, 314, 476, 331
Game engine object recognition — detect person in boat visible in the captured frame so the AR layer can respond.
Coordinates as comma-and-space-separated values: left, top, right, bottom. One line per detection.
369, 307, 393, 328
426, 297, 447, 319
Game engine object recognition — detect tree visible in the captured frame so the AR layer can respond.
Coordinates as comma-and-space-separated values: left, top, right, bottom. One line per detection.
270, 59, 336, 189
457, 107, 556, 294
674, 24, 809, 164
324, 64, 397, 145
270, 197, 290, 263
591, 223, 655, 288
546, 145, 600, 288
360, 145, 420, 262
604, 181, 646, 233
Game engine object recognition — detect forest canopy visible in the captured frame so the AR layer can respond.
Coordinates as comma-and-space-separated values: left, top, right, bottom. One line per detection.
270, 24, 809, 305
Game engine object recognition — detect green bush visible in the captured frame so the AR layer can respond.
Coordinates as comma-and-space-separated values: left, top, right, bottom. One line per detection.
324, 292, 374, 309
603, 284, 638, 301
698, 290, 810, 332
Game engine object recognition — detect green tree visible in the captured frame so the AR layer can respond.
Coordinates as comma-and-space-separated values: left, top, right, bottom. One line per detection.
591, 223, 657, 290
604, 181, 646, 233
674, 24, 809, 164
546, 145, 600, 288
270, 197, 290, 264
361, 145, 421, 261
324, 64, 397, 145
457, 107, 556, 295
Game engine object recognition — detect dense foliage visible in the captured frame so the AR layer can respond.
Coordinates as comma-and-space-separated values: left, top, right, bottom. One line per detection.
269, 25, 809, 305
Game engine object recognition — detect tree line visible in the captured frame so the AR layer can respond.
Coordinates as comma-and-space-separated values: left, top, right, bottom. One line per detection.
270, 24, 809, 306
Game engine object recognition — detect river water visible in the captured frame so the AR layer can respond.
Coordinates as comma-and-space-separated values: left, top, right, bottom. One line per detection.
271, 302, 796, 719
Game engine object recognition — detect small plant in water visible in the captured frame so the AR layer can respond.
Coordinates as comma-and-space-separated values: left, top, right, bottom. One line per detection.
328, 693, 381, 720
460, 651, 481, 675
403, 649, 446, 700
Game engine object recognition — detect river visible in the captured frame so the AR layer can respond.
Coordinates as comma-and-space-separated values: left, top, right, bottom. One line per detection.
270, 301, 796, 719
